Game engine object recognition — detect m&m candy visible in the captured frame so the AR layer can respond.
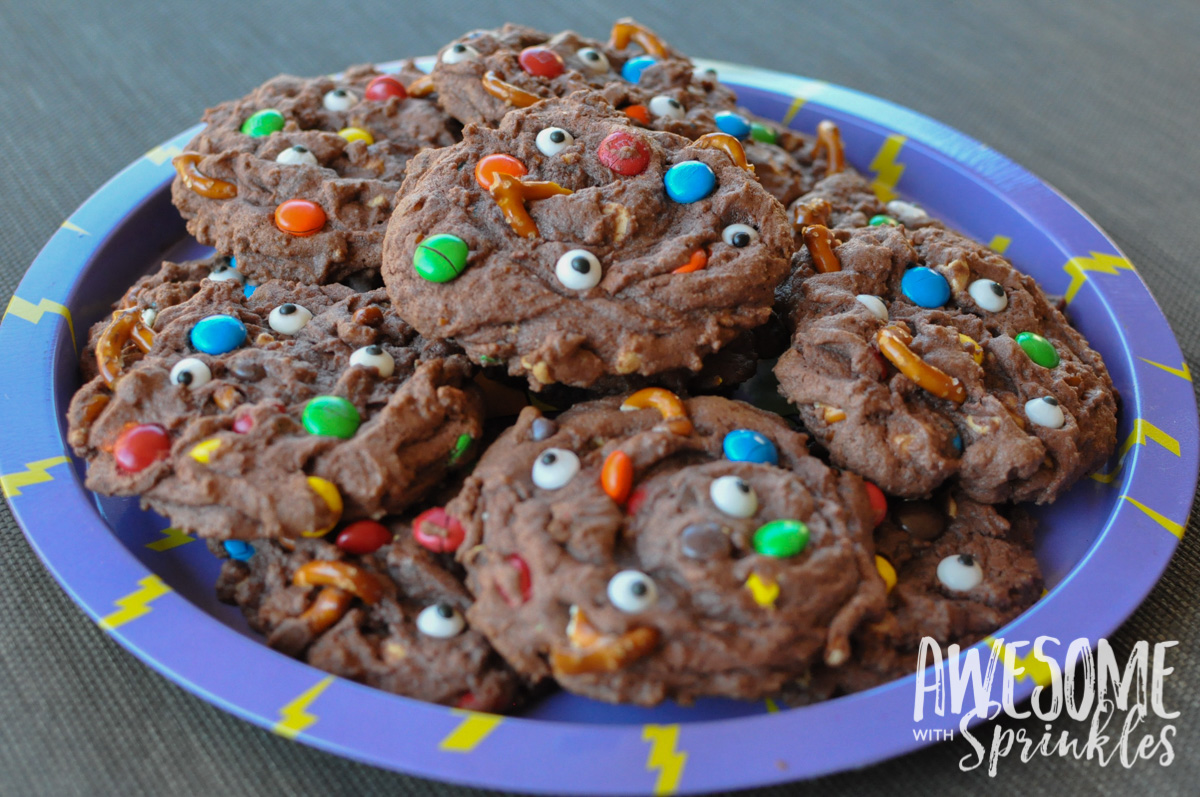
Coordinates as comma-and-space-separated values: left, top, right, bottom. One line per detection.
241, 109, 284, 137
664, 160, 716, 203
518, 46, 565, 78
1016, 332, 1060, 368
622, 55, 657, 83
113, 424, 171, 473
190, 314, 246, 355
722, 429, 779, 465
223, 540, 255, 561
336, 520, 392, 555
749, 122, 777, 144
413, 233, 470, 282
302, 396, 361, 439
753, 519, 809, 558
714, 111, 751, 139
364, 74, 407, 101
597, 130, 650, 176
274, 199, 326, 236
901, 266, 951, 308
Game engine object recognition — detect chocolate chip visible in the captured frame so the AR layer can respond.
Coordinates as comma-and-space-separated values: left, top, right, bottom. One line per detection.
681, 523, 731, 560
895, 500, 945, 541
530, 417, 557, 441
229, 360, 265, 382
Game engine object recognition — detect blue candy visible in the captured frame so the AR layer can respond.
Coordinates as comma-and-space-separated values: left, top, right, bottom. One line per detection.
191, 314, 247, 355
243, 283, 257, 298
714, 111, 752, 139
223, 540, 255, 561
901, 266, 951, 308
952, 433, 963, 453
664, 160, 716, 204
621, 55, 658, 83
723, 429, 779, 465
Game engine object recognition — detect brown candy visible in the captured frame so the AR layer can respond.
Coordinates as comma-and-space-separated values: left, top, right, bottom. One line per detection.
895, 500, 946, 541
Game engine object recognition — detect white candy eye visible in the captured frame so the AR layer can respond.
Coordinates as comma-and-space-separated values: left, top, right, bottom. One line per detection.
170, 357, 212, 388
607, 570, 659, 613
322, 88, 357, 112
710, 475, 757, 518
349, 344, 395, 377
268, 303, 313, 335
1025, 396, 1065, 429
416, 603, 466, 638
721, 223, 759, 248
855, 294, 889, 322
141, 308, 158, 329
693, 66, 718, 81
648, 95, 685, 120
276, 145, 318, 167
576, 47, 610, 73
441, 43, 480, 64
531, 447, 580, 490
886, 199, 929, 225
207, 262, 245, 284
937, 554, 983, 591
536, 127, 575, 156
555, 249, 602, 290
968, 279, 1008, 313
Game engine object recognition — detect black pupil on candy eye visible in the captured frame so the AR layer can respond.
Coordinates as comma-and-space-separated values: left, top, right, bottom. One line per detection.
549, 130, 565, 143
280, 304, 295, 315
668, 99, 680, 109
453, 44, 466, 52
571, 257, 591, 274
333, 89, 346, 97
736, 480, 749, 494
294, 146, 308, 153
732, 232, 751, 247
366, 345, 382, 355
177, 371, 193, 385
630, 581, 648, 597
435, 603, 453, 618
1044, 397, 1059, 406
542, 452, 557, 465
213, 265, 227, 273
990, 282, 1004, 296
958, 554, 975, 566
584, 51, 598, 60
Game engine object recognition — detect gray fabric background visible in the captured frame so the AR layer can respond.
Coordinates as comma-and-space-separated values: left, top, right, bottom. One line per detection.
2, 0, 1198, 793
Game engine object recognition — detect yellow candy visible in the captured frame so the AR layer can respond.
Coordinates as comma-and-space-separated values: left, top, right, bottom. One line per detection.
338, 126, 374, 145
188, 438, 222, 464
958, 333, 984, 365
875, 555, 897, 592
303, 476, 343, 537
745, 572, 780, 608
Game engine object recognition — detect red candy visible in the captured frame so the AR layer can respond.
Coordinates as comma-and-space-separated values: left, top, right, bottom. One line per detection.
233, 412, 254, 434
518, 47, 565, 79
474, 153, 527, 190
626, 487, 648, 516
113, 424, 171, 473
622, 104, 650, 125
412, 507, 465, 553
597, 130, 651, 176
864, 481, 888, 527
364, 75, 407, 101
336, 520, 392, 555
504, 553, 532, 605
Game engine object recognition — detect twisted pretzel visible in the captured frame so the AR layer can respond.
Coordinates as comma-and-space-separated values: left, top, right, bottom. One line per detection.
608, 19, 668, 58
96, 311, 156, 388
481, 70, 540, 108
692, 132, 754, 174
550, 605, 660, 676
621, 388, 694, 436
172, 154, 237, 199
292, 560, 384, 604
812, 120, 846, 174
876, 326, 967, 403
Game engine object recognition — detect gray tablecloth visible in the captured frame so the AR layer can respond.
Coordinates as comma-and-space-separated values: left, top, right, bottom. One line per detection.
2, 0, 1198, 794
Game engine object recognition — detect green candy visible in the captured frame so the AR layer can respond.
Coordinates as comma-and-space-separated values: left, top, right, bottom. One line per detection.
478, 354, 500, 366
753, 519, 809, 558
869, 215, 900, 227
1015, 331, 1060, 368
302, 396, 361, 439
414, 233, 470, 283
749, 122, 777, 145
449, 433, 474, 465
241, 109, 285, 137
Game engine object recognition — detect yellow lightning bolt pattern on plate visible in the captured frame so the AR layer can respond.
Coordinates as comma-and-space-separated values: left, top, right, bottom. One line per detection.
985, 638, 1054, 688
1091, 419, 1180, 485
1140, 358, 1192, 381
1061, 252, 1134, 304
0, 456, 70, 498
1122, 496, 1185, 539
60, 220, 90, 235
868, 134, 907, 202
438, 709, 504, 752
145, 527, 195, 552
987, 235, 1011, 254
643, 724, 687, 795
144, 144, 183, 166
781, 96, 806, 126
98, 575, 173, 631
4, 296, 76, 344
274, 675, 336, 739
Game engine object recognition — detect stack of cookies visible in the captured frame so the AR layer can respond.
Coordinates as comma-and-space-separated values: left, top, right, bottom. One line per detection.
66, 19, 1118, 711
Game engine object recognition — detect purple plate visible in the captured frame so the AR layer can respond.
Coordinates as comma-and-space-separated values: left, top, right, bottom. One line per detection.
1, 58, 1195, 794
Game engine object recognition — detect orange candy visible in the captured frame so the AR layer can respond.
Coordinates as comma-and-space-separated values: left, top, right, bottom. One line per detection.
474, 153, 527, 190
672, 248, 708, 274
274, 199, 326, 236
623, 104, 651, 125
601, 450, 634, 505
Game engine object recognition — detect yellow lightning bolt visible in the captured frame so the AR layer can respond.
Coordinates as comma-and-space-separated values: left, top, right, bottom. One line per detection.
60, 220, 90, 236
1140, 358, 1192, 381
988, 235, 1011, 254
0, 456, 70, 498
1122, 496, 1185, 539
145, 144, 183, 166
438, 709, 505, 752
1091, 419, 1181, 484
985, 638, 1054, 687
98, 575, 173, 631
781, 96, 806, 126
1062, 252, 1134, 304
868, 134, 907, 202
4, 296, 75, 344
274, 675, 336, 739
643, 724, 687, 795
764, 698, 780, 713
145, 527, 195, 552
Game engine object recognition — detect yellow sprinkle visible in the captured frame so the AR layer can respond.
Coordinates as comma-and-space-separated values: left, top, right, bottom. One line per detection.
338, 126, 374, 145
189, 438, 222, 464
875, 555, 897, 592
745, 573, 779, 608
303, 476, 343, 537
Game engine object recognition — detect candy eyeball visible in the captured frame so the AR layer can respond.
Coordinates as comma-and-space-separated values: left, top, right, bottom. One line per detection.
276, 145, 318, 167
855, 294, 889, 322
607, 570, 659, 613
441, 43, 480, 64
575, 47, 610, 73
267, 303, 313, 335
531, 448, 580, 490
349, 344, 395, 378
710, 475, 757, 518
322, 88, 357, 112
170, 357, 212, 388
1025, 396, 1065, 429
968, 279, 1008, 312
936, 553, 983, 591
693, 66, 718, 82
648, 95, 685, 120
555, 249, 602, 290
416, 603, 466, 638
535, 126, 575, 156
207, 262, 245, 284
721, 223, 759, 248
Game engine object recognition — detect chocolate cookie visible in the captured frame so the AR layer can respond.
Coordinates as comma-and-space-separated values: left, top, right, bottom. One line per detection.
774, 193, 1118, 503
446, 392, 886, 705
67, 279, 483, 539
170, 63, 460, 284
215, 532, 519, 711
381, 93, 793, 390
